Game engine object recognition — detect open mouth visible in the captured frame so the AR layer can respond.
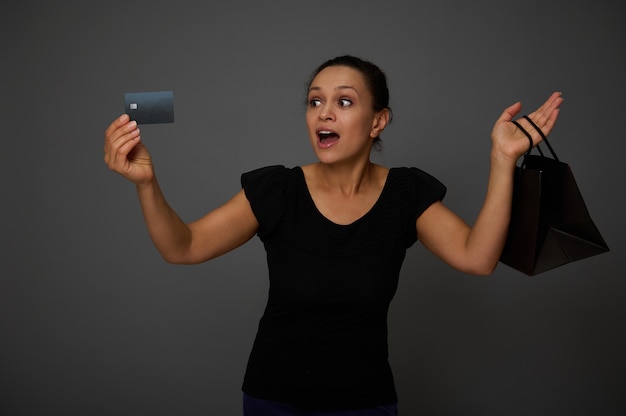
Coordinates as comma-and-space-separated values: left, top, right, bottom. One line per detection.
317, 129, 340, 147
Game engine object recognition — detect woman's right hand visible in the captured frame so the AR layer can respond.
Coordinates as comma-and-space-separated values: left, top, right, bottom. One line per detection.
104, 114, 154, 184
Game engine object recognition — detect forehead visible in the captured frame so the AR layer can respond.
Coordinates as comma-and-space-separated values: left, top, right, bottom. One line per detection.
309, 65, 368, 91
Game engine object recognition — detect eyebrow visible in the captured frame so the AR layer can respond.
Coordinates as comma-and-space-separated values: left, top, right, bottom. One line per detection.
308, 85, 359, 94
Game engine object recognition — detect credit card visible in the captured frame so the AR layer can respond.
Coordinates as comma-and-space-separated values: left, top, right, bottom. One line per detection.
124, 91, 174, 124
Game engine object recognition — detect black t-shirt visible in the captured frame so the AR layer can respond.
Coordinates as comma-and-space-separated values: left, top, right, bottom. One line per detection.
240, 165, 446, 410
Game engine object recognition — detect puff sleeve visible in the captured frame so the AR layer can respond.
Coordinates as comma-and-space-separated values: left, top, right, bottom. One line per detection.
404, 167, 447, 246
241, 165, 288, 241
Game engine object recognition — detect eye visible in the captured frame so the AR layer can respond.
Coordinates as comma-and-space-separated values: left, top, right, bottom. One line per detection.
309, 98, 322, 108
339, 98, 352, 107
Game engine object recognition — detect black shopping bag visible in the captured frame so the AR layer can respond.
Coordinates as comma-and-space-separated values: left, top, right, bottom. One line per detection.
500, 133, 609, 276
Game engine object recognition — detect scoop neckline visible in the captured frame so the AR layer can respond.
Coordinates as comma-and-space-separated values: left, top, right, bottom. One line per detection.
295, 166, 393, 227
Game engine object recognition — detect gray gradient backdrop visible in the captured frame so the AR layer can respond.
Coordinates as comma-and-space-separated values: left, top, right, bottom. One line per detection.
2, 1, 624, 415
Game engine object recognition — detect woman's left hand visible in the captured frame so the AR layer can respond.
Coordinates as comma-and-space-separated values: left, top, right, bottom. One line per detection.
491, 92, 564, 164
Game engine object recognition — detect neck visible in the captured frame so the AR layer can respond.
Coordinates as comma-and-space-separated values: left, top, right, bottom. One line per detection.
313, 160, 378, 196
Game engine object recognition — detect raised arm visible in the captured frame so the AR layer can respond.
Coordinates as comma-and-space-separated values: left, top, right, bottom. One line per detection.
416, 92, 563, 275
104, 114, 259, 264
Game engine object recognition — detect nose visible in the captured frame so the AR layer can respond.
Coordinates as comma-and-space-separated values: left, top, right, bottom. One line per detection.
319, 103, 335, 121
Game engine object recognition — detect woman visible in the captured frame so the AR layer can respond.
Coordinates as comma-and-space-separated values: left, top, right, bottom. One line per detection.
104, 56, 562, 415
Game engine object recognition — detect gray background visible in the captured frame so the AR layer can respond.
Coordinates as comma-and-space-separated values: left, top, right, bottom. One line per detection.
2, 1, 624, 415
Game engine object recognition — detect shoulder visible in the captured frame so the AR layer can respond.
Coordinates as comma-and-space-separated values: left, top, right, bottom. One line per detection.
387, 167, 447, 217
240, 165, 302, 190
241, 165, 288, 184
390, 167, 446, 193
240, 166, 301, 240
390, 166, 442, 184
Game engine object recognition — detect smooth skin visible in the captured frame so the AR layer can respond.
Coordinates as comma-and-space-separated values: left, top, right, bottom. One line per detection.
104, 66, 562, 274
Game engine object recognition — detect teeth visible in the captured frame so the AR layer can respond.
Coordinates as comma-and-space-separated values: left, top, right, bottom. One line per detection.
319, 130, 332, 135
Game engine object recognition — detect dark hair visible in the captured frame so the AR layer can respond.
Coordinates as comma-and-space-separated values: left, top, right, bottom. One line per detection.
306, 55, 393, 144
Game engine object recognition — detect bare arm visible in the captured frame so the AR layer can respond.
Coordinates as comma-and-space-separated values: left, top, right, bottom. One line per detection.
416, 92, 563, 275
137, 183, 258, 264
104, 114, 258, 264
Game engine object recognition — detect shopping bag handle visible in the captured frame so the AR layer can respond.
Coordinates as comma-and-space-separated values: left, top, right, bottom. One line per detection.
522, 115, 559, 161
513, 115, 559, 168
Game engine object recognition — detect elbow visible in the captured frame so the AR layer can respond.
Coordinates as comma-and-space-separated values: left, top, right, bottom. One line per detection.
470, 267, 496, 277
160, 250, 195, 265
162, 256, 203, 265
160, 249, 216, 265
459, 259, 499, 277
457, 246, 503, 276
161, 253, 186, 265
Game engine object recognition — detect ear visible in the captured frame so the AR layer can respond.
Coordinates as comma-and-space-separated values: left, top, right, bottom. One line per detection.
370, 108, 390, 138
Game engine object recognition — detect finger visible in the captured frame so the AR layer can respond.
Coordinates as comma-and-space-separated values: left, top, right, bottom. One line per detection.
105, 127, 141, 169
104, 113, 130, 138
545, 93, 563, 125
106, 137, 140, 173
105, 116, 139, 154
105, 119, 139, 154
543, 91, 563, 112
524, 93, 563, 136
497, 101, 522, 123
530, 92, 563, 125
540, 108, 560, 137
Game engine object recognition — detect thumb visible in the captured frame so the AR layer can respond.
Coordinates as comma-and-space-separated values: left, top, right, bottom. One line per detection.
498, 101, 522, 123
